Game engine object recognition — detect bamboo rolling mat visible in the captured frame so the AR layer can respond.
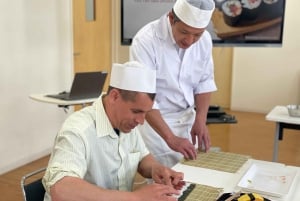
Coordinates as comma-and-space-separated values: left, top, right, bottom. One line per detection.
181, 151, 251, 173
178, 183, 223, 201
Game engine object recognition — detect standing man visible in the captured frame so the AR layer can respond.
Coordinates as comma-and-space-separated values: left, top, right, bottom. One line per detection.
42, 61, 184, 201
130, 0, 217, 167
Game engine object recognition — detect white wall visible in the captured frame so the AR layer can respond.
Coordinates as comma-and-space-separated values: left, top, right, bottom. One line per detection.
231, 0, 300, 113
0, 0, 73, 174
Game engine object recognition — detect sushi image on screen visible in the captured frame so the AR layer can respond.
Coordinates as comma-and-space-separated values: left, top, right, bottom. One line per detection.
241, 0, 262, 20
219, 0, 283, 27
221, 0, 243, 26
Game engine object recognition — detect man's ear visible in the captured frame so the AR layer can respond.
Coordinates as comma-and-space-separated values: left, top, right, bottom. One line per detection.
109, 88, 120, 101
168, 11, 175, 25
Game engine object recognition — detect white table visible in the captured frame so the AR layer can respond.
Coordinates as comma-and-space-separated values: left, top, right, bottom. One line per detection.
29, 94, 99, 110
266, 106, 300, 162
173, 158, 300, 201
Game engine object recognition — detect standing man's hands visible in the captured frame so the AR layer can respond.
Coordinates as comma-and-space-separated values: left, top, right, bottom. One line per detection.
190, 119, 211, 152
166, 135, 197, 160
193, 92, 212, 152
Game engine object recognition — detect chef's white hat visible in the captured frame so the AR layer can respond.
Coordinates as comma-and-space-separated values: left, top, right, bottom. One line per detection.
110, 61, 156, 93
173, 0, 215, 28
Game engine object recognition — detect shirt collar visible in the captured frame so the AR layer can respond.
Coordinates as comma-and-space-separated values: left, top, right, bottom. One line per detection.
94, 96, 119, 138
156, 14, 173, 44
166, 15, 177, 46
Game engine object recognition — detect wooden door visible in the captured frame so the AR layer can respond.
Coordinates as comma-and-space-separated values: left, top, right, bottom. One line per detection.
211, 47, 233, 108
73, 0, 111, 91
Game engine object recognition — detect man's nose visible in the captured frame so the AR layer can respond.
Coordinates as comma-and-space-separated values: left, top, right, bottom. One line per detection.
135, 114, 145, 124
185, 34, 195, 45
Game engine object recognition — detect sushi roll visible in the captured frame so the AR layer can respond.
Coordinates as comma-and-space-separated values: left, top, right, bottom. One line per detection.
222, 0, 242, 26
241, 0, 262, 20
214, 0, 227, 10
262, 0, 284, 19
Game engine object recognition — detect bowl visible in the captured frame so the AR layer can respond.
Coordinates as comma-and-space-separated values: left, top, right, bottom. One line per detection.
287, 105, 300, 117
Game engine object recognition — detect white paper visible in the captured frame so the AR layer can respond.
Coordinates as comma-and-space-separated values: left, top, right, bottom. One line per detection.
237, 163, 297, 197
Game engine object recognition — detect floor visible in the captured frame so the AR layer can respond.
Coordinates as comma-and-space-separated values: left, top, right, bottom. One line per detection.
1, 110, 300, 201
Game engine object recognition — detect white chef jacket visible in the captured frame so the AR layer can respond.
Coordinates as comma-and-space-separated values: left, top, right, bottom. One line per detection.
42, 96, 149, 201
130, 14, 217, 114
130, 14, 217, 167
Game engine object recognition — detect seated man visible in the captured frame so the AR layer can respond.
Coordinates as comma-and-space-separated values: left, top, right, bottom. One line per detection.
42, 61, 184, 201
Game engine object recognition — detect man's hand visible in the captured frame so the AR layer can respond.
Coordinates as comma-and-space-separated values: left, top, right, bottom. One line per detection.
133, 183, 179, 201
190, 120, 211, 152
151, 162, 184, 187
166, 135, 197, 160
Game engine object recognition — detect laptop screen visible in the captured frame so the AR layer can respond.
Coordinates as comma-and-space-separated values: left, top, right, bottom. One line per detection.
69, 71, 107, 99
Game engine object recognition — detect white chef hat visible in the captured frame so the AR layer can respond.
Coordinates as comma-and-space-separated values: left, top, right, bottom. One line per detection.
110, 61, 156, 93
173, 0, 215, 28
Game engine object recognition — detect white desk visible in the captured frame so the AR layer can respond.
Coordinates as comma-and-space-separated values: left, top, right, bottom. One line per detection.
29, 94, 98, 108
266, 106, 300, 162
173, 158, 300, 201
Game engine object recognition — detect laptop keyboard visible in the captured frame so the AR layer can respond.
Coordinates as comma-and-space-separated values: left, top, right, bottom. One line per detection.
46, 92, 70, 100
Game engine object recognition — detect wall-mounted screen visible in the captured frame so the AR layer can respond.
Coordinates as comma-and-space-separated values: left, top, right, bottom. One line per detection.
121, 0, 286, 47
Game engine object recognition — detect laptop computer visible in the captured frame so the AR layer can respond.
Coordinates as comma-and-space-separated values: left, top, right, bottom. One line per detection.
46, 71, 108, 100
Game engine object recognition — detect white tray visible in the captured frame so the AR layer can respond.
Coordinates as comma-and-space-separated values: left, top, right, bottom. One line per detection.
237, 163, 297, 197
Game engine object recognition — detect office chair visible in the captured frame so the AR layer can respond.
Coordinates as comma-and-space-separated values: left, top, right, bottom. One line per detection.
21, 167, 46, 201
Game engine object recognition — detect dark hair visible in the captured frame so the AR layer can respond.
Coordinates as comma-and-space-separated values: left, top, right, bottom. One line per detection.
107, 86, 155, 102
171, 9, 181, 23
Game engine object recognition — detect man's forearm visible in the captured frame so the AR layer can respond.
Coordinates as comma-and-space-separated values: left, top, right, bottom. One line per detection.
194, 93, 211, 122
145, 109, 174, 142
50, 177, 136, 201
